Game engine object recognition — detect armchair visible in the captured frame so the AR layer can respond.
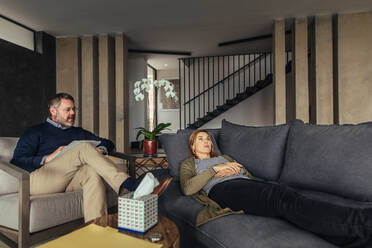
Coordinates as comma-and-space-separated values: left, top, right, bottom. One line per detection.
0, 137, 119, 248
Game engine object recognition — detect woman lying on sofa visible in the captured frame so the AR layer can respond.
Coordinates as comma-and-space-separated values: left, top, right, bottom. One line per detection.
180, 130, 372, 248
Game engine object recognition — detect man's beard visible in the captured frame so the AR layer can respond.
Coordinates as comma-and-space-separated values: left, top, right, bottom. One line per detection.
55, 115, 75, 128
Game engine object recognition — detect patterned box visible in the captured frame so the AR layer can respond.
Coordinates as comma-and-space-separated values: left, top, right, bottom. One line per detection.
118, 192, 158, 234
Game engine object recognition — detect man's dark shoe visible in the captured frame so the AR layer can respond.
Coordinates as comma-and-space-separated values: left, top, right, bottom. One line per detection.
152, 178, 172, 196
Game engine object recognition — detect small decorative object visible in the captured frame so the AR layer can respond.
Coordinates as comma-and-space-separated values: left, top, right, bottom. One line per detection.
133, 79, 178, 102
148, 232, 163, 242
136, 122, 171, 155
118, 192, 158, 234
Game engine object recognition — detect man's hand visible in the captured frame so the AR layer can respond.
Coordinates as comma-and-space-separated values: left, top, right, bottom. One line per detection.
44, 146, 65, 164
213, 162, 242, 178
96, 148, 104, 154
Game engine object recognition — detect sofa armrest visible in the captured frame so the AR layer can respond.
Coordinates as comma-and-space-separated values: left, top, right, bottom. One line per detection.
0, 160, 30, 245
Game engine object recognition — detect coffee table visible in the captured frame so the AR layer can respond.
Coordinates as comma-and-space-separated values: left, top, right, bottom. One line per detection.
92, 214, 179, 248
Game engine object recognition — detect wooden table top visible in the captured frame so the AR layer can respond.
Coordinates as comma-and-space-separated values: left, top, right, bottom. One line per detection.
92, 214, 179, 248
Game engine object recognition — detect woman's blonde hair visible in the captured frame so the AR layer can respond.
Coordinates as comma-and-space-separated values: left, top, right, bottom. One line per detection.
188, 130, 218, 159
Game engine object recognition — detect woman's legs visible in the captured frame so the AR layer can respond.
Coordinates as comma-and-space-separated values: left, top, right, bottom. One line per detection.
208, 179, 372, 243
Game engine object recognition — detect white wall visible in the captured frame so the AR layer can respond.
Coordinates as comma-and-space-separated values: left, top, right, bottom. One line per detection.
0, 17, 34, 50
129, 57, 147, 142
201, 84, 274, 128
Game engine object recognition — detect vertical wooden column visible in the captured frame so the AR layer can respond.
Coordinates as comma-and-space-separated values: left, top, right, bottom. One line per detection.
81, 36, 99, 133
292, 18, 309, 123
336, 13, 372, 124
56, 37, 81, 126
313, 16, 333, 124
115, 34, 130, 153
273, 20, 286, 125
98, 35, 115, 140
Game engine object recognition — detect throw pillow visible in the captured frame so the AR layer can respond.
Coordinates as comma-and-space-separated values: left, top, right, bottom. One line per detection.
279, 120, 372, 202
219, 119, 290, 181
160, 129, 221, 178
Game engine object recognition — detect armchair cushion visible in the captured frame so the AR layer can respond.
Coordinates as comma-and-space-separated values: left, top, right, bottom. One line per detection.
0, 137, 18, 162
0, 161, 19, 195
0, 137, 19, 194
0, 188, 117, 233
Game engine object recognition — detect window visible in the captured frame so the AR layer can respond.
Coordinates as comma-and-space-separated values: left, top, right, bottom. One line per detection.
0, 15, 35, 51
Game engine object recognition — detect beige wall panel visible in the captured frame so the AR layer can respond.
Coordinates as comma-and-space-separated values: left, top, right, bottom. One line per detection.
292, 18, 309, 123
315, 15, 333, 124
81, 36, 99, 134
337, 12, 372, 124
56, 37, 81, 126
273, 20, 286, 125
98, 35, 115, 141
115, 34, 129, 153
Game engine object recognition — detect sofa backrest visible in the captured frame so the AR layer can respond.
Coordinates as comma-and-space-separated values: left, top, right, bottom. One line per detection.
218, 119, 290, 181
160, 129, 221, 178
0, 137, 18, 163
279, 120, 372, 202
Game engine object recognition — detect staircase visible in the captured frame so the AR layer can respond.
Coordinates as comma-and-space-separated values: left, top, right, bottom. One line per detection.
178, 52, 292, 129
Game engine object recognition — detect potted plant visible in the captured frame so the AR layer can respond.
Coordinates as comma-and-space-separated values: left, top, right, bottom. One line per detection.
135, 122, 171, 155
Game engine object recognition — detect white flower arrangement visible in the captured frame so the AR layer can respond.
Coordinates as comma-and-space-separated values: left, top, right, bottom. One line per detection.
133, 78, 178, 102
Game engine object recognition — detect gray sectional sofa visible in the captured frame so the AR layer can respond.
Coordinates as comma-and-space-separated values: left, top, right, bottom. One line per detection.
158, 119, 372, 248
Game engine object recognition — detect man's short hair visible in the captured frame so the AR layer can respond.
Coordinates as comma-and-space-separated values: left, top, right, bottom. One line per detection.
48, 93, 75, 109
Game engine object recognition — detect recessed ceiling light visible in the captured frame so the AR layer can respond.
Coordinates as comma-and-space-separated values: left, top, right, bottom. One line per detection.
164, 64, 168, 67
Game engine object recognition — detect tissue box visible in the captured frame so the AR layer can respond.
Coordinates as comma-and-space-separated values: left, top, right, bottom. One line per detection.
118, 192, 158, 234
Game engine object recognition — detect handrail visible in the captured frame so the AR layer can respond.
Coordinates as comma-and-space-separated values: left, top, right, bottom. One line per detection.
184, 53, 265, 105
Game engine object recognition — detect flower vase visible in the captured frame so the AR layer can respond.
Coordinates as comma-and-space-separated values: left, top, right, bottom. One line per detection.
144, 140, 157, 155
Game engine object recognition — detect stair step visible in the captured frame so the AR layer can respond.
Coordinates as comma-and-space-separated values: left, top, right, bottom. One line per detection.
186, 68, 280, 129
265, 73, 273, 83
226, 99, 239, 105
217, 104, 230, 111
206, 110, 219, 117
245, 87, 257, 95
256, 80, 266, 89
236, 92, 247, 100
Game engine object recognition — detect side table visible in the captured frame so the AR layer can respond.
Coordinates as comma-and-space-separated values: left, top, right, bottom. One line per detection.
111, 152, 167, 178
92, 214, 179, 248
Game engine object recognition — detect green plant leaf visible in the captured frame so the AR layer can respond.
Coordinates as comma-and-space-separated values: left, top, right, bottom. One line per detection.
152, 122, 171, 134
135, 122, 172, 141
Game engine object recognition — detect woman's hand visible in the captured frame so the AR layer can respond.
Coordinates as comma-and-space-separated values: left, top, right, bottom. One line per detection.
213, 162, 243, 178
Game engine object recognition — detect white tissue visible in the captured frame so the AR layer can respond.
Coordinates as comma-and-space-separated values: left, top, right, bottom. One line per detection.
133, 173, 159, 199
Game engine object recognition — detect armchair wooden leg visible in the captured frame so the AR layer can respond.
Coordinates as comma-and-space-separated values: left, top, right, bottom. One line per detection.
19, 177, 30, 248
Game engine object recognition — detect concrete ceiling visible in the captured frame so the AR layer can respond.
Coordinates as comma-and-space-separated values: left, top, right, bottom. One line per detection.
1, 0, 372, 70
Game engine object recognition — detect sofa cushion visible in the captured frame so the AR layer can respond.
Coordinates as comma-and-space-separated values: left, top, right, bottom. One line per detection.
280, 120, 372, 201
0, 137, 18, 162
199, 214, 336, 248
0, 188, 117, 233
0, 161, 19, 195
295, 188, 372, 209
160, 129, 221, 178
219, 119, 290, 181
158, 179, 336, 248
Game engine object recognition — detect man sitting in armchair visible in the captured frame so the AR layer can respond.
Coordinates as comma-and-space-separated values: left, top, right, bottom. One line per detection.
11, 92, 171, 222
